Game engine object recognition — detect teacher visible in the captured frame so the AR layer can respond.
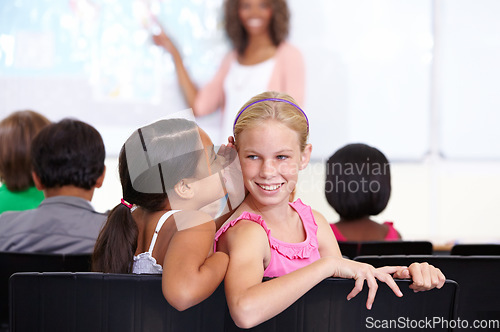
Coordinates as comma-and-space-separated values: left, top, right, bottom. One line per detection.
153, 0, 305, 142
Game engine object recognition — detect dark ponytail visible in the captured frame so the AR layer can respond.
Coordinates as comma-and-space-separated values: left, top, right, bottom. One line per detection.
92, 119, 200, 273
92, 203, 138, 273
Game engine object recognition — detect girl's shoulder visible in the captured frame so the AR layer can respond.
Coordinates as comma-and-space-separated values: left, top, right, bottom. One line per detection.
215, 210, 270, 251
218, 210, 271, 237
311, 209, 328, 225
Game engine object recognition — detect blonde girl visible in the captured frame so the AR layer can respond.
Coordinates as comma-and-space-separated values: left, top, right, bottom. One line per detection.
214, 91, 445, 328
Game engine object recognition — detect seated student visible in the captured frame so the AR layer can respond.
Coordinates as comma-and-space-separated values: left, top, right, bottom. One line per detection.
0, 119, 107, 254
215, 92, 444, 329
92, 118, 244, 311
0, 110, 51, 213
325, 143, 402, 241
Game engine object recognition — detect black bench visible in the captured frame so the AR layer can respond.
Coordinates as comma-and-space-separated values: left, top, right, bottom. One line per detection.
0, 252, 91, 331
10, 272, 458, 331
450, 244, 500, 256
338, 241, 433, 259
355, 255, 500, 331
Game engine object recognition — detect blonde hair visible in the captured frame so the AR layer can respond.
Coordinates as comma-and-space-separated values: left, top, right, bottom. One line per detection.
233, 91, 309, 151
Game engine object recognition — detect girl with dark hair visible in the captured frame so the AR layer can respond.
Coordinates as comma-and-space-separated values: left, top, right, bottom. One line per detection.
152, 0, 305, 142
92, 118, 244, 311
325, 143, 402, 241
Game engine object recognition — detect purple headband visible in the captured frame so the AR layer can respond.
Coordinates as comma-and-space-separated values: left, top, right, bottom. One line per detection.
233, 98, 309, 133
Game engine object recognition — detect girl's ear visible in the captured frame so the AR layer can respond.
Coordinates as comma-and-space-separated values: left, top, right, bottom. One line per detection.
173, 179, 195, 199
299, 144, 312, 170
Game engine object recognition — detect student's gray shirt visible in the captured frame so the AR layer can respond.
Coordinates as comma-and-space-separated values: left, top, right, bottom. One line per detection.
0, 196, 106, 254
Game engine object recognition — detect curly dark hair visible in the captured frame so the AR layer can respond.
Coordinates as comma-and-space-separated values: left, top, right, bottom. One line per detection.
224, 0, 290, 55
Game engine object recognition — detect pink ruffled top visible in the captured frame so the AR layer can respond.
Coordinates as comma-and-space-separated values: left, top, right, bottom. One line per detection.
214, 199, 321, 278
330, 221, 400, 241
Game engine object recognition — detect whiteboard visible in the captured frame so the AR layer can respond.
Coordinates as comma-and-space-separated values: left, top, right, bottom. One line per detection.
438, 0, 500, 159
1, 0, 499, 161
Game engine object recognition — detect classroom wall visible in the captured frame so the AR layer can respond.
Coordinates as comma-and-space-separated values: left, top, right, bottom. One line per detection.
2, 0, 500, 159
92, 158, 500, 245
295, 160, 500, 244
2, 1, 500, 244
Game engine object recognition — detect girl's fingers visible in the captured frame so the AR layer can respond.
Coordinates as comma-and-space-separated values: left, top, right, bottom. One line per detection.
375, 271, 403, 297
346, 277, 364, 301
435, 268, 446, 289
376, 266, 406, 275
364, 275, 378, 310
420, 263, 432, 290
344, 262, 410, 310
393, 268, 411, 279
408, 263, 425, 292
420, 263, 447, 290
430, 269, 442, 289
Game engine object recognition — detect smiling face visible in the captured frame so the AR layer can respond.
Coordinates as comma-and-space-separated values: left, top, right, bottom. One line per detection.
238, 0, 273, 37
237, 120, 311, 208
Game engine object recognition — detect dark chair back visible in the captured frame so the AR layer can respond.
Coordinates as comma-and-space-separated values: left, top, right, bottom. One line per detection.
226, 278, 457, 331
355, 255, 500, 331
450, 244, 500, 256
338, 241, 433, 259
337, 241, 359, 259
0, 251, 91, 329
10, 272, 226, 332
10, 272, 458, 331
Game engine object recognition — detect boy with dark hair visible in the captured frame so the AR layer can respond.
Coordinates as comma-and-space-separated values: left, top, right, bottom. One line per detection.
0, 119, 107, 253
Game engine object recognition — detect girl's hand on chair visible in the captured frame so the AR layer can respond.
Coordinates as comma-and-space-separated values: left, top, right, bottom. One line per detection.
396, 262, 446, 292
333, 258, 403, 310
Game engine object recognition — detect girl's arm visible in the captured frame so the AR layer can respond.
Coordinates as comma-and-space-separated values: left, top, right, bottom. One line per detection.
162, 214, 228, 311
152, 24, 231, 117
218, 219, 342, 328
313, 209, 343, 257
219, 218, 403, 328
